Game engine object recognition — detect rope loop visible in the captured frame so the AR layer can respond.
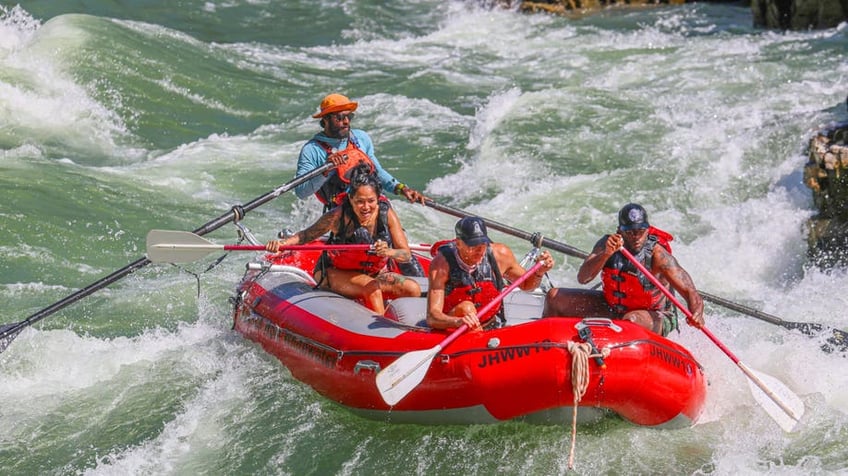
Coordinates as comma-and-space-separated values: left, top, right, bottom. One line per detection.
564, 341, 610, 470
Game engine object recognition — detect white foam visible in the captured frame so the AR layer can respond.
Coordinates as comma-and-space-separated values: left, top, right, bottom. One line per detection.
0, 11, 132, 161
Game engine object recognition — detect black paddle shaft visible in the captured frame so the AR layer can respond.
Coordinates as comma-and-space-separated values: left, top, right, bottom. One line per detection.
0, 163, 334, 348
424, 200, 848, 353
699, 291, 848, 352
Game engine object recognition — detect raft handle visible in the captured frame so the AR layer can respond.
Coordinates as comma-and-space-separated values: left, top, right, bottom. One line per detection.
354, 360, 381, 374
575, 318, 622, 333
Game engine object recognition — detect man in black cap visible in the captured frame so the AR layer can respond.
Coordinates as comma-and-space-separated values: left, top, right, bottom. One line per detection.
426, 217, 554, 330
542, 203, 704, 336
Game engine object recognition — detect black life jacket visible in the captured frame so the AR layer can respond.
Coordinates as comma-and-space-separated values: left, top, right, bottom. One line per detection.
438, 242, 505, 325
324, 197, 392, 274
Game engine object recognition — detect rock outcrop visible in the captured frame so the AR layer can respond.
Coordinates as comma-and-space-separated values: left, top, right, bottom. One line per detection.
752, 0, 848, 29
804, 120, 848, 266
494, 0, 848, 30
518, 0, 683, 15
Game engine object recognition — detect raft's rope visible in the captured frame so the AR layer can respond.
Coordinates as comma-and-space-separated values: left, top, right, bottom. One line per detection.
566, 341, 610, 470
171, 232, 246, 297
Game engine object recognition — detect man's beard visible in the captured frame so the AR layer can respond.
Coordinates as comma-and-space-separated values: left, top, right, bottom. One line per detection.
326, 123, 350, 139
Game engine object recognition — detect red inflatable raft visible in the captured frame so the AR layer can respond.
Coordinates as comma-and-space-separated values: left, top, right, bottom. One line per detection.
231, 249, 707, 427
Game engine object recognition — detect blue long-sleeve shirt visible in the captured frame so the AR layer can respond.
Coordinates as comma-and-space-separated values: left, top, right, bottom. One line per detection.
294, 129, 401, 200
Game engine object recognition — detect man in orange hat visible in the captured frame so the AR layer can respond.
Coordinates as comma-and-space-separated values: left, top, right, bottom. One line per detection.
293, 93, 426, 208
291, 93, 428, 277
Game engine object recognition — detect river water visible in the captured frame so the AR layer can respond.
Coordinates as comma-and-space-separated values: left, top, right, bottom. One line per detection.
1, 1, 847, 474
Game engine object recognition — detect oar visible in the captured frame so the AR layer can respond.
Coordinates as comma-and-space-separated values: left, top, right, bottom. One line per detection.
618, 246, 804, 432
376, 261, 545, 406
696, 290, 847, 352
0, 163, 335, 354
424, 200, 848, 353
145, 229, 374, 263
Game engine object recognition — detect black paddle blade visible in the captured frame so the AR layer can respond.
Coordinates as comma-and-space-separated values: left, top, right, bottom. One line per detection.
782, 321, 848, 353
823, 328, 848, 354
0, 323, 24, 354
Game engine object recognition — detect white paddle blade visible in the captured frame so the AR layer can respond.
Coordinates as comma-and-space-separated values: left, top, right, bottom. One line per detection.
146, 230, 221, 263
376, 346, 440, 406
742, 363, 805, 432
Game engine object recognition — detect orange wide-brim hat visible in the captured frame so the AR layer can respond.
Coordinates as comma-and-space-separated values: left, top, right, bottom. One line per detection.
312, 93, 359, 118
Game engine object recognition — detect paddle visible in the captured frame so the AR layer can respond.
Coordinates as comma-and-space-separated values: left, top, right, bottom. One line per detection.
423, 200, 848, 353
146, 229, 375, 263
618, 246, 804, 432
376, 261, 545, 406
0, 163, 335, 354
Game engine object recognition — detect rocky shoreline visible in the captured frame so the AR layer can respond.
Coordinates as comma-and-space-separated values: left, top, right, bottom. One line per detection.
518, 0, 683, 17
495, 0, 847, 29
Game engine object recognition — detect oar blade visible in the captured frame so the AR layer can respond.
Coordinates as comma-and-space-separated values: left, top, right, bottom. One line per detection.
744, 366, 805, 432
825, 327, 848, 353
148, 247, 214, 264
146, 230, 219, 263
376, 346, 440, 406
776, 320, 848, 353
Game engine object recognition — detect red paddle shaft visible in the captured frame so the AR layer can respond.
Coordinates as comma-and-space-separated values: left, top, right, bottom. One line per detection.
228, 244, 372, 252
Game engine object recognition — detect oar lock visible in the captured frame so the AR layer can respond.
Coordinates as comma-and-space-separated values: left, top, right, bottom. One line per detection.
529, 232, 544, 248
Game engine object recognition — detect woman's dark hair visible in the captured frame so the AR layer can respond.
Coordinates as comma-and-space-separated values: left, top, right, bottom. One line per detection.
347, 163, 382, 197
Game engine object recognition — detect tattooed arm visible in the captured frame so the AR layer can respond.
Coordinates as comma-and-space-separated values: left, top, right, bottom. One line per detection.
653, 246, 705, 327
379, 207, 411, 263
266, 208, 340, 252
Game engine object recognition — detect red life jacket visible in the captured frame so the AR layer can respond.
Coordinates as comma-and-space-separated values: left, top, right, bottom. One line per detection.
325, 197, 391, 275
601, 227, 674, 314
438, 241, 505, 324
429, 239, 454, 257
313, 137, 376, 206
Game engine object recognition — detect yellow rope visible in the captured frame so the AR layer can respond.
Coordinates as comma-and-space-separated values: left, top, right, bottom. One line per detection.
566, 341, 610, 470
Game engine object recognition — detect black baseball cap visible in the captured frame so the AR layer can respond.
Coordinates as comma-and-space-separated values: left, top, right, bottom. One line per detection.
618, 203, 650, 231
455, 217, 491, 246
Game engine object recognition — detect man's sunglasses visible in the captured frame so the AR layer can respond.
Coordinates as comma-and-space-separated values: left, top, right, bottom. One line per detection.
328, 112, 355, 122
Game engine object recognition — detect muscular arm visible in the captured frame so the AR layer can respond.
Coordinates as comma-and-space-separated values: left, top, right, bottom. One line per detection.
652, 247, 705, 327
426, 255, 462, 329
577, 234, 619, 284
493, 244, 552, 292
288, 209, 340, 245
267, 208, 339, 251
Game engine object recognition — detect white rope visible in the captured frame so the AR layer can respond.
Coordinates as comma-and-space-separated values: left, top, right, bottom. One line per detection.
565, 341, 610, 470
